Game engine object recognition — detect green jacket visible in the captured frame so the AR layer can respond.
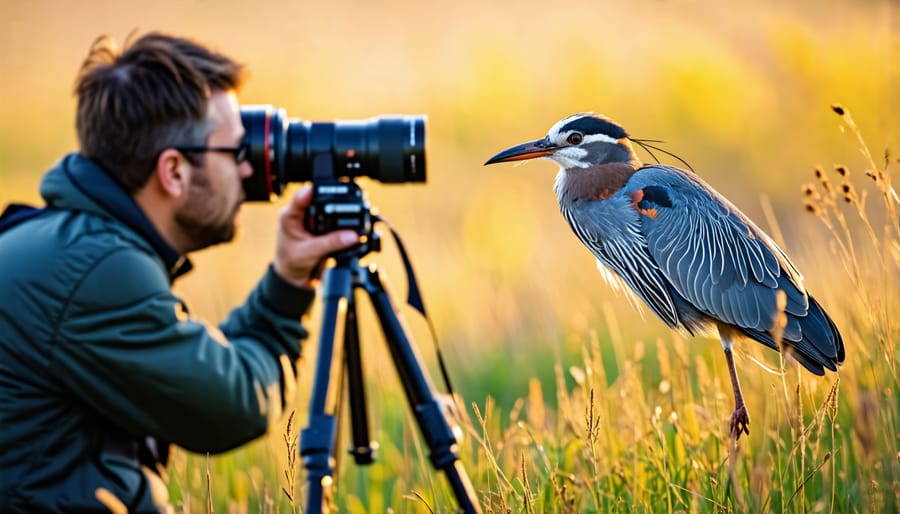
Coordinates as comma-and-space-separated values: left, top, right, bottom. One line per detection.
0, 154, 315, 512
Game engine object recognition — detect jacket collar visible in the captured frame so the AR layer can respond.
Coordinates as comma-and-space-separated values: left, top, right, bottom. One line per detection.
58, 153, 193, 281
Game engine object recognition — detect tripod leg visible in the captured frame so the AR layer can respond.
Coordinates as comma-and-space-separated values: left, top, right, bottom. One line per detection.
344, 292, 378, 464
300, 265, 353, 514
362, 267, 482, 514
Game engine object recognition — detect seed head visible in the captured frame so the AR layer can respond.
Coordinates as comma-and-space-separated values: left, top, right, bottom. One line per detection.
835, 165, 848, 177
826, 379, 839, 419
814, 166, 833, 191
831, 104, 846, 116
842, 182, 856, 203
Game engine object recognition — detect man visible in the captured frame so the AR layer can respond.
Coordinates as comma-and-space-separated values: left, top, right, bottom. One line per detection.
0, 32, 359, 512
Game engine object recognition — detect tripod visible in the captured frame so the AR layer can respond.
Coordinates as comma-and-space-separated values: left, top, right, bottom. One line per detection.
299, 234, 481, 513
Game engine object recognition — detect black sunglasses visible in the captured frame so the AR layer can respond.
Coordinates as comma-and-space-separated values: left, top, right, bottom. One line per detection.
174, 143, 249, 164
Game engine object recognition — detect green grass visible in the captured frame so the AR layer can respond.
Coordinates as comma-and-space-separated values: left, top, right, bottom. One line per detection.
164, 107, 899, 513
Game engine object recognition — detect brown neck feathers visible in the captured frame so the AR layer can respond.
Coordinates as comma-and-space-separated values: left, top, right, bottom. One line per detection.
558, 162, 637, 202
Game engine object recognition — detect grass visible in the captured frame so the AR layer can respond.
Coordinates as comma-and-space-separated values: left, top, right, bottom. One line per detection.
0, 2, 896, 512
162, 105, 899, 513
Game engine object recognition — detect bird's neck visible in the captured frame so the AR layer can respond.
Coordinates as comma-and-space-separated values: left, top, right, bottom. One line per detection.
554, 162, 638, 203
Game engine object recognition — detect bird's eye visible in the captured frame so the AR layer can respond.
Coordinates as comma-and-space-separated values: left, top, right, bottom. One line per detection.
567, 133, 584, 145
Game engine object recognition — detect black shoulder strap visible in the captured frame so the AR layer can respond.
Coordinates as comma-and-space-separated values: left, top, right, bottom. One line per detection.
0, 203, 48, 234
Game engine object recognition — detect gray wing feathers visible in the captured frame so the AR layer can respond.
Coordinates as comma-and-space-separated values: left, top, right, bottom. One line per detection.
560, 165, 842, 373
634, 167, 810, 333
563, 196, 680, 328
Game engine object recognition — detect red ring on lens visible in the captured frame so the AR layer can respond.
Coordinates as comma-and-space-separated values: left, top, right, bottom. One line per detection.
264, 110, 273, 197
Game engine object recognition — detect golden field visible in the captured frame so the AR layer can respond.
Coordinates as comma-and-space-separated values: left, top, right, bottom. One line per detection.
1, 0, 898, 511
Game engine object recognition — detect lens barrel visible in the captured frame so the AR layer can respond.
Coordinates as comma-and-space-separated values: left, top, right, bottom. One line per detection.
240, 105, 426, 202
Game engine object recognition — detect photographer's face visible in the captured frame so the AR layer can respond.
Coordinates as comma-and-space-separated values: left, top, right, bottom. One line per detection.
176, 91, 252, 252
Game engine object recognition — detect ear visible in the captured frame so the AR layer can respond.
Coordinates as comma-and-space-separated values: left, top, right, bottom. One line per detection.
153, 148, 191, 199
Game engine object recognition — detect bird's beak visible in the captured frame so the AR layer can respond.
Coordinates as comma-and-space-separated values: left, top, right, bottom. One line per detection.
484, 138, 555, 165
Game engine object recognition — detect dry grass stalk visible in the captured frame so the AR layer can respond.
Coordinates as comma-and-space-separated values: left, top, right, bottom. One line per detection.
280, 410, 298, 511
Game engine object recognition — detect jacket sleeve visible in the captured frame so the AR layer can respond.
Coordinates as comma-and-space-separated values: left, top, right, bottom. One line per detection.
51, 247, 315, 454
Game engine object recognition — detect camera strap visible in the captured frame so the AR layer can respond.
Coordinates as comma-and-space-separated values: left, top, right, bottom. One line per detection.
377, 215, 457, 399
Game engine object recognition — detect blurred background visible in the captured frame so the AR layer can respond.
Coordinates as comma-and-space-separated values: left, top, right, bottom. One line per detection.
2, 0, 898, 510
2, 0, 896, 393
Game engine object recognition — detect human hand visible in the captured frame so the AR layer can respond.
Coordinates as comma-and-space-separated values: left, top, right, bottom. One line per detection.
273, 186, 360, 288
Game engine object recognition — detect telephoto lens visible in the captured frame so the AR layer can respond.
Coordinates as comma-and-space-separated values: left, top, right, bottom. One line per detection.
240, 105, 426, 201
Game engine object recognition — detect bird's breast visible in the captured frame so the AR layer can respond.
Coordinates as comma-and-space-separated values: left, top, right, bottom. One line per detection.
554, 163, 636, 206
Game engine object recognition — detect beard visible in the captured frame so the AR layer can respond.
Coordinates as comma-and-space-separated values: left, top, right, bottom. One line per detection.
174, 168, 241, 253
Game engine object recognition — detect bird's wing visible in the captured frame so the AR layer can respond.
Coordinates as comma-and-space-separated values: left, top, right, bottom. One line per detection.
626, 165, 809, 334
562, 193, 680, 327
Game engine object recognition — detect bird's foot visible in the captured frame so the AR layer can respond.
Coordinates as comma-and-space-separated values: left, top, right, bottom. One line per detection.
729, 405, 750, 440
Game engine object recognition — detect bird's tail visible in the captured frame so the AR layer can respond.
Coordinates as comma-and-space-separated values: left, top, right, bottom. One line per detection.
740, 295, 845, 375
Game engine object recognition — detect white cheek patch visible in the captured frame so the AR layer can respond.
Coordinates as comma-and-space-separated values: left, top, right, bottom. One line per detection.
549, 146, 590, 168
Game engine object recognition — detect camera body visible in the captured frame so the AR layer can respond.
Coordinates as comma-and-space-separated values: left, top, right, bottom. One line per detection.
306, 180, 373, 236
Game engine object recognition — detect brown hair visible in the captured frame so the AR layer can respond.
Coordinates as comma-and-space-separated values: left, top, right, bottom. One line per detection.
74, 32, 246, 193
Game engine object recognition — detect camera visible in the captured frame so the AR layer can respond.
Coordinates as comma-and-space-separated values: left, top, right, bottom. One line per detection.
305, 180, 373, 236
239, 105, 427, 203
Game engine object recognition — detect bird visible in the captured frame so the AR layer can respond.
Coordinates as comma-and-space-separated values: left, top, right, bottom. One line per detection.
485, 113, 845, 440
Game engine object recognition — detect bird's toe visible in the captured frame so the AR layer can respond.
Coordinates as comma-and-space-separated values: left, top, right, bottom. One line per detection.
729, 405, 751, 440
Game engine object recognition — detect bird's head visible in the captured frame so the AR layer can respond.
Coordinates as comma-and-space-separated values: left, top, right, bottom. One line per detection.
485, 113, 640, 169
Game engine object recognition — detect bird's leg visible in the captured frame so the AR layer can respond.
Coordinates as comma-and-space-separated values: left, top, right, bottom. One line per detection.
721, 335, 750, 440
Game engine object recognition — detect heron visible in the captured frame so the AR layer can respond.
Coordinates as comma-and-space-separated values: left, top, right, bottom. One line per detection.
485, 112, 845, 439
